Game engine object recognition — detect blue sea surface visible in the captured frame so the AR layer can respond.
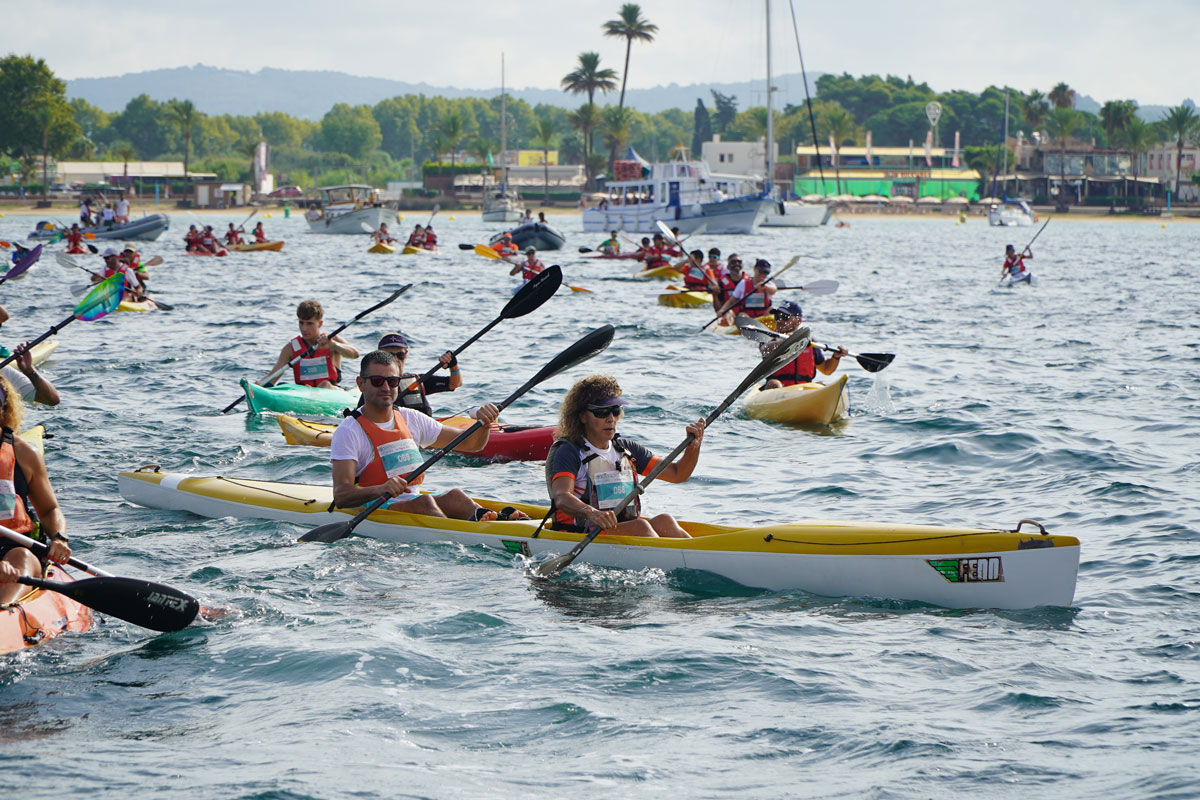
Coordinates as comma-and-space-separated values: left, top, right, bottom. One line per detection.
1, 210, 1198, 798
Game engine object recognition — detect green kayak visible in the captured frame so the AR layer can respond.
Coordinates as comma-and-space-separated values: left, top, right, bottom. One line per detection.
239, 378, 356, 416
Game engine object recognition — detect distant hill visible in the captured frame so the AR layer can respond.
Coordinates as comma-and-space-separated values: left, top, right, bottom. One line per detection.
66, 64, 822, 119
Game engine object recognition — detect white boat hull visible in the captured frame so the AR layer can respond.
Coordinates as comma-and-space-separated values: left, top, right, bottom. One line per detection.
583, 200, 770, 235
482, 208, 523, 223
760, 201, 833, 227
988, 209, 1036, 227
118, 471, 1079, 609
305, 206, 396, 234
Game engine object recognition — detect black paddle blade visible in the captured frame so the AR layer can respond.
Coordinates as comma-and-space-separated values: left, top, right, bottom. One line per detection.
753, 326, 811, 383
458, 243, 475, 250
20, 575, 199, 632
855, 352, 895, 373
502, 265, 562, 319
298, 520, 354, 543
733, 313, 780, 343
528, 324, 615, 386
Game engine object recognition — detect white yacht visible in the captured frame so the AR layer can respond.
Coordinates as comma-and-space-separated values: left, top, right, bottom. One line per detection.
988, 199, 1037, 227
304, 185, 396, 234
761, 200, 834, 227
584, 152, 772, 235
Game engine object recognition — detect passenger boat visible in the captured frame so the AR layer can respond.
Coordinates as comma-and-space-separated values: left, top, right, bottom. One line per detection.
28, 214, 170, 242
118, 468, 1081, 610
304, 185, 396, 234
0, 564, 94, 654
276, 414, 553, 462
743, 375, 850, 425
229, 240, 285, 252
583, 149, 773, 235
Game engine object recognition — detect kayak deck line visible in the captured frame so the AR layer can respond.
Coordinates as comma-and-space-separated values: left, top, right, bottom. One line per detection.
119, 468, 1079, 609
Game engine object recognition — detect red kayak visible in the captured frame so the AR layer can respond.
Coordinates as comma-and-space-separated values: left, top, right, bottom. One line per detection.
65, 246, 88, 255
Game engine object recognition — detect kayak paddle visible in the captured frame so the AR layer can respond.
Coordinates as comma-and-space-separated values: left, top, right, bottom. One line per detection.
532, 324, 814, 579
1, 524, 199, 633
734, 314, 895, 373
475, 245, 593, 293
0, 276, 126, 371
698, 255, 800, 332
0, 244, 42, 288
405, 265, 562, 394
773, 279, 840, 295
299, 324, 616, 544
221, 284, 414, 413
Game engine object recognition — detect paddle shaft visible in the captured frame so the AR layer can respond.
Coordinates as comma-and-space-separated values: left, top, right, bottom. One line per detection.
222, 285, 412, 413
0, 314, 75, 370
0, 524, 113, 577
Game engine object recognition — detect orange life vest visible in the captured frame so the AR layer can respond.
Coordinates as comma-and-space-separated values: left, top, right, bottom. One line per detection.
354, 410, 426, 488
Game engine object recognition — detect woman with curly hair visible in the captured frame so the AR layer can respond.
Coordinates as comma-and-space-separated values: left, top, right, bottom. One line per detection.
0, 376, 72, 604
545, 374, 704, 538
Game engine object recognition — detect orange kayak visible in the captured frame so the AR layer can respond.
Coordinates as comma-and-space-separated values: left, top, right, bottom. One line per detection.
0, 564, 93, 654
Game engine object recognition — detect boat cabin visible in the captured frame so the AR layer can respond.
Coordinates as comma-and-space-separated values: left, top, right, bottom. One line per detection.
316, 184, 379, 209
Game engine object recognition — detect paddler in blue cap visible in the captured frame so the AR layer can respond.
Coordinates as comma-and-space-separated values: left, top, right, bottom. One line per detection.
760, 300, 846, 389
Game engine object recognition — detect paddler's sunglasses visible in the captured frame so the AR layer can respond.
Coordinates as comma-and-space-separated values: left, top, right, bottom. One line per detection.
586, 406, 623, 418
366, 375, 403, 388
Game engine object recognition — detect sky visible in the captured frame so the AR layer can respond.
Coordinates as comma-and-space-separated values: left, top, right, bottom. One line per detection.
4, 0, 1197, 106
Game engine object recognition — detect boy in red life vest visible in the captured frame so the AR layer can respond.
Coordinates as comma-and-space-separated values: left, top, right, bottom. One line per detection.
1001, 243, 1031, 281
224, 223, 243, 246
682, 249, 718, 293
703, 247, 724, 280
252, 221, 267, 242
635, 237, 652, 261
328, 350, 529, 521
422, 225, 438, 249
509, 247, 544, 285
760, 300, 846, 388
258, 299, 360, 389
65, 224, 86, 254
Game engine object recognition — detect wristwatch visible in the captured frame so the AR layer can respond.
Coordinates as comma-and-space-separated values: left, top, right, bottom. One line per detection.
46, 531, 69, 544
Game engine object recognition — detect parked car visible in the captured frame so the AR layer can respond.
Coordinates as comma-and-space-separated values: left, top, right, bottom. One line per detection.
269, 185, 303, 198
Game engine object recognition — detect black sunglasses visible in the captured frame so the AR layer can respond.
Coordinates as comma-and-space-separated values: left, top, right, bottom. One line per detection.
586, 405, 622, 418
365, 375, 403, 388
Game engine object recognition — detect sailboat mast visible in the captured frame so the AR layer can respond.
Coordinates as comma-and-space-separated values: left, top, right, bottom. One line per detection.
1001, 91, 1009, 196
501, 53, 508, 187
765, 0, 774, 195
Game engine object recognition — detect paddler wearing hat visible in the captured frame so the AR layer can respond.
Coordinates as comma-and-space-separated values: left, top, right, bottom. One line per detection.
509, 247, 544, 286
545, 375, 703, 538
97, 246, 148, 300
760, 300, 846, 389
367, 332, 463, 417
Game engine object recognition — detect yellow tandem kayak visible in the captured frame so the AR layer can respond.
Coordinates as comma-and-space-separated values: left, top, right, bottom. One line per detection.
743, 374, 850, 425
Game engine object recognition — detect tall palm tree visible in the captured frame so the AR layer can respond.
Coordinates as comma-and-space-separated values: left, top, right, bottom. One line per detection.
1099, 100, 1137, 146
1158, 104, 1200, 196
1024, 90, 1049, 135
603, 4, 658, 111
1045, 108, 1082, 207
562, 52, 618, 190
438, 112, 465, 191
1048, 82, 1076, 110
167, 99, 197, 179
531, 118, 557, 205
1118, 117, 1157, 204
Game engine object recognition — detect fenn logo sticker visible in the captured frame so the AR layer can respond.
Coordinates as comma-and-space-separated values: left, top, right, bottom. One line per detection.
928, 557, 1004, 583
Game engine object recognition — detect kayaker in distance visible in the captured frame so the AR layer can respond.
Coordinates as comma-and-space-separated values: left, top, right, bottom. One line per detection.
65, 224, 86, 254
1001, 244, 1032, 282
519, 209, 534, 225
184, 224, 201, 252
0, 377, 72, 605
252, 221, 267, 243
642, 233, 671, 272
330, 350, 530, 521
198, 225, 222, 254
725, 259, 776, 322
509, 247, 544, 287
369, 332, 463, 417
682, 249, 719, 294
703, 248, 724, 281
224, 223, 244, 246
258, 300, 359, 389
598, 230, 620, 254
760, 300, 845, 389
119, 246, 149, 291
405, 225, 425, 248
372, 223, 396, 245
546, 375, 703, 538
494, 231, 519, 256
97, 247, 148, 301
422, 225, 438, 251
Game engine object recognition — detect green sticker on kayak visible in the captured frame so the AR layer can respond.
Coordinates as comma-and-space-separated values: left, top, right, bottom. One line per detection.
928, 557, 1004, 583
502, 540, 531, 557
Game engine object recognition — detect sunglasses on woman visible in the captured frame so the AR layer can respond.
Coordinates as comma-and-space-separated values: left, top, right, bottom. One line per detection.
587, 405, 622, 418
365, 375, 403, 388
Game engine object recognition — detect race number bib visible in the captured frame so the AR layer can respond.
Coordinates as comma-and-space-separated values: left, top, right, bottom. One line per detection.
377, 438, 422, 478
593, 466, 635, 510
0, 478, 18, 520
297, 356, 331, 382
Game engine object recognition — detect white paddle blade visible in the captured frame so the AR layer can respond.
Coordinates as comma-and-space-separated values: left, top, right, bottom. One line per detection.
55, 252, 86, 270
360, 222, 376, 233
801, 279, 839, 295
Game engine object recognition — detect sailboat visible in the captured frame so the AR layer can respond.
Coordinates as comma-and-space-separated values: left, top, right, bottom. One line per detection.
987, 92, 1037, 227
482, 53, 523, 224
759, 0, 832, 228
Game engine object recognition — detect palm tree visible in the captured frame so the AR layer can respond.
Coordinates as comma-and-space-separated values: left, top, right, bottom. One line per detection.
569, 103, 602, 188
600, 106, 634, 169
1099, 100, 1137, 145
602, 4, 658, 111
438, 112, 465, 192
1045, 108, 1082, 207
1118, 117, 1157, 205
1024, 90, 1049, 135
1048, 82, 1076, 110
113, 141, 136, 180
531, 118, 557, 205
561, 52, 618, 188
167, 99, 197, 179
1158, 104, 1200, 196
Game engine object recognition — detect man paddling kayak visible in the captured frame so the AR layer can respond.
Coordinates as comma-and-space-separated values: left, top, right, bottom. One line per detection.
760, 300, 845, 388
259, 300, 359, 389
330, 350, 529, 521
597, 230, 620, 255
509, 247, 544, 287
0, 377, 72, 605
545, 375, 703, 538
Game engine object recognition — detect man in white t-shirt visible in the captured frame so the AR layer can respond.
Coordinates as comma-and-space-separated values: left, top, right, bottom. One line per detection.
329, 350, 529, 521
116, 194, 130, 224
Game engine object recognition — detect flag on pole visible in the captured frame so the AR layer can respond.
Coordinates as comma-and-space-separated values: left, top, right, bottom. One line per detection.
829, 134, 838, 167
924, 130, 933, 167
952, 131, 961, 168
865, 131, 872, 167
